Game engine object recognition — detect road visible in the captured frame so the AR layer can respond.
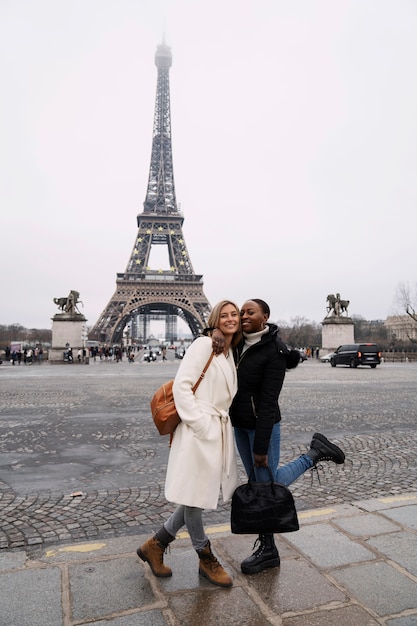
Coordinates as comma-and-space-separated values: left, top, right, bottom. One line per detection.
0, 356, 416, 549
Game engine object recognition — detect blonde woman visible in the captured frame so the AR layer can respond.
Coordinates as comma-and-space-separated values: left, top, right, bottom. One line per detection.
137, 300, 241, 587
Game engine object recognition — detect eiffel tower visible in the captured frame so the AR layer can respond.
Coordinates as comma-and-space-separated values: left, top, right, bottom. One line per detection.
90, 42, 211, 345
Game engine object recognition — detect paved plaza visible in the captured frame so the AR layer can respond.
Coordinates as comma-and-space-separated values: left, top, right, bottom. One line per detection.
0, 356, 416, 551
1, 357, 417, 625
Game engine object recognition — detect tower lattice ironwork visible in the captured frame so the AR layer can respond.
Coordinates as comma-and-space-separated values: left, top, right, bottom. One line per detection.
90, 42, 211, 345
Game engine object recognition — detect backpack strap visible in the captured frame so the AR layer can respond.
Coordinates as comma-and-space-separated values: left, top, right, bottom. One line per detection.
192, 351, 215, 392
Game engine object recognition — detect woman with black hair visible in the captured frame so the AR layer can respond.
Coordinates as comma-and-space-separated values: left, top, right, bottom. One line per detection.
212, 298, 345, 575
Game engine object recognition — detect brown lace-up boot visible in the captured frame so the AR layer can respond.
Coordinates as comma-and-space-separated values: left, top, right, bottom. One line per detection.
197, 540, 233, 588
137, 527, 175, 577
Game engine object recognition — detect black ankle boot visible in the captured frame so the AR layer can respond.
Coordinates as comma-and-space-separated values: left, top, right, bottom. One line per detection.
307, 432, 345, 466
240, 534, 280, 575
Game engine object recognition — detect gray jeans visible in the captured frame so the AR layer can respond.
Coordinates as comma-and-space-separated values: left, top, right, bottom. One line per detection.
164, 505, 207, 551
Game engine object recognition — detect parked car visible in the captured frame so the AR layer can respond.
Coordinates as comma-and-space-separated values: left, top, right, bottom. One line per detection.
320, 352, 335, 363
330, 343, 381, 368
175, 348, 186, 359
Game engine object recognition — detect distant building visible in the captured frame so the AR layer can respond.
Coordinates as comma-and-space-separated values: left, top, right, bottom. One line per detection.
384, 315, 417, 342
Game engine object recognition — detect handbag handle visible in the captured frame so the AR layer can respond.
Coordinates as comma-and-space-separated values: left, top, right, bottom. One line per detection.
191, 351, 215, 393
248, 465, 275, 484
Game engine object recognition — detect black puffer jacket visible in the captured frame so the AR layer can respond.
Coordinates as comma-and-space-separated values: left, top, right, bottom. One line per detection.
230, 323, 299, 456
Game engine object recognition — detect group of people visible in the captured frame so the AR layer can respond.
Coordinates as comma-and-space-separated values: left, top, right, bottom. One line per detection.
88, 345, 126, 361
137, 298, 345, 588
6, 346, 43, 365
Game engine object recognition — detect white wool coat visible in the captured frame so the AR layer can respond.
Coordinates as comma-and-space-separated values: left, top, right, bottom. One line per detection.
165, 336, 239, 510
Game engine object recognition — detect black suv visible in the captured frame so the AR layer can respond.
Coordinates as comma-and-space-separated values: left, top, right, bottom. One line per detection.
330, 343, 381, 368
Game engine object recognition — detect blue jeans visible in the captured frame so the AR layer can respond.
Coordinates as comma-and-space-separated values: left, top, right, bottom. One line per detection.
234, 422, 313, 486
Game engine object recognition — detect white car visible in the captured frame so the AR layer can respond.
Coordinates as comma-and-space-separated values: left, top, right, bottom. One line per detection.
320, 352, 335, 363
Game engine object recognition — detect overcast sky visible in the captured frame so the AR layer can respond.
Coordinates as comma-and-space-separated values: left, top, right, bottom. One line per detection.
1, 0, 416, 332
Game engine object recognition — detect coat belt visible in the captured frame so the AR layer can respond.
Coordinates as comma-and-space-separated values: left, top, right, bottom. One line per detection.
219, 409, 234, 478
197, 401, 234, 478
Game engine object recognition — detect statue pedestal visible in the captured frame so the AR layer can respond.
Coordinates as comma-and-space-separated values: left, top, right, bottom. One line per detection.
48, 314, 87, 364
321, 317, 354, 353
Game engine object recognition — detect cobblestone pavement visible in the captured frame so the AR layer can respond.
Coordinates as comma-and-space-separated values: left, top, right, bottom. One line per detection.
0, 358, 416, 550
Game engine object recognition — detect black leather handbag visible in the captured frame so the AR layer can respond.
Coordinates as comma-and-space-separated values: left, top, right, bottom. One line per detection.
231, 466, 299, 534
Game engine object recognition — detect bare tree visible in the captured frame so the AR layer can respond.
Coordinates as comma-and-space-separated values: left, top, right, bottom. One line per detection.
0, 324, 51, 347
283, 316, 321, 349
352, 315, 387, 344
396, 282, 417, 323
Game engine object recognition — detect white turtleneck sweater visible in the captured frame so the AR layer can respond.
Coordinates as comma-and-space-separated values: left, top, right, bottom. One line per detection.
241, 326, 270, 354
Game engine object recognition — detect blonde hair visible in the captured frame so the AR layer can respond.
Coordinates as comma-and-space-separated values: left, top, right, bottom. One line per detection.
207, 300, 242, 348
